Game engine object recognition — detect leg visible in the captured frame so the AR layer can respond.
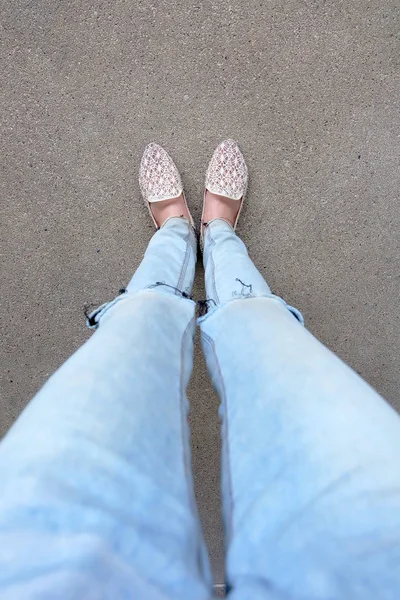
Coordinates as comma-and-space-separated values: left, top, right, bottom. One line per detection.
0, 218, 212, 600
200, 219, 400, 600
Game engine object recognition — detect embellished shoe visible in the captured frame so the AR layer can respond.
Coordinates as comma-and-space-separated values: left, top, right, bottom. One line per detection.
139, 143, 195, 229
201, 139, 248, 246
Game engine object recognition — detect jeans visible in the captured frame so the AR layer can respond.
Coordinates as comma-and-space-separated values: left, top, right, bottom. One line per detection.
0, 216, 400, 599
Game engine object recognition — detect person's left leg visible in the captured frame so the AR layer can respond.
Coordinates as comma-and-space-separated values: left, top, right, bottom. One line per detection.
200, 218, 400, 600
0, 217, 212, 600
200, 140, 400, 600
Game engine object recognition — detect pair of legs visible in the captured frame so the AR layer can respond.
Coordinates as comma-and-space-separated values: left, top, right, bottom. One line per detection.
1, 216, 400, 599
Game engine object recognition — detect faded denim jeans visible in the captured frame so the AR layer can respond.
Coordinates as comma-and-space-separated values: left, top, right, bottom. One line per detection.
0, 217, 400, 600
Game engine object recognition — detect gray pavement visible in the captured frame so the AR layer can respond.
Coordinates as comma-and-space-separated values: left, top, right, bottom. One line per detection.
1, 0, 399, 586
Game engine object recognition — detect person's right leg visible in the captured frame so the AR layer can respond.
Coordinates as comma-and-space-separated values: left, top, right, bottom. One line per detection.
200, 218, 400, 600
0, 216, 212, 600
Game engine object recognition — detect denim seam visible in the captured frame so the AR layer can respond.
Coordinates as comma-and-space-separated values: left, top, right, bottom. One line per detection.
176, 229, 192, 294
179, 317, 211, 585
205, 230, 220, 305
201, 331, 234, 544
179, 316, 195, 506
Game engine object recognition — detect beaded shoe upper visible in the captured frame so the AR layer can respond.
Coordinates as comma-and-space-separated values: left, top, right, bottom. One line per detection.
139, 143, 183, 203
205, 139, 248, 200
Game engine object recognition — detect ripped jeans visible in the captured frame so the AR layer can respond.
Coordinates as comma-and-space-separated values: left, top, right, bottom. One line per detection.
1, 217, 400, 600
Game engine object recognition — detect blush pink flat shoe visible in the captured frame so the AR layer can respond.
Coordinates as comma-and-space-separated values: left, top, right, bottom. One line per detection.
139, 143, 194, 229
201, 139, 248, 247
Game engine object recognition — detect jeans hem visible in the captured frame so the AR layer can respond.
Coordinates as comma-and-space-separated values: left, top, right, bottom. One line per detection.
197, 294, 304, 326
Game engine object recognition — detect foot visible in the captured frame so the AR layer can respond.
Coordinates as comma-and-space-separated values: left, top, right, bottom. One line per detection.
201, 140, 248, 242
149, 194, 191, 228
139, 143, 194, 229
202, 191, 241, 227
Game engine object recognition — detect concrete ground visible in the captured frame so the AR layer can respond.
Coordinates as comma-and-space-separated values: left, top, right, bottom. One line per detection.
1, 0, 399, 586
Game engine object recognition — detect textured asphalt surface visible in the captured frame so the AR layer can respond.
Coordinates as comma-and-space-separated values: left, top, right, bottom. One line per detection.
1, 0, 399, 585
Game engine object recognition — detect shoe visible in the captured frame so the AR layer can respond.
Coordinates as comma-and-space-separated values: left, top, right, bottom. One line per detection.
139, 143, 195, 229
201, 139, 248, 246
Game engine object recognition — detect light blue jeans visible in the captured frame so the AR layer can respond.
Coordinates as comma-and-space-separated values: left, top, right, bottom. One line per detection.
1, 217, 400, 600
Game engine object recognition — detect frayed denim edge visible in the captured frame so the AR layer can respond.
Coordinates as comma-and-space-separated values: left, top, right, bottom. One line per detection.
86, 289, 196, 330
197, 293, 304, 326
